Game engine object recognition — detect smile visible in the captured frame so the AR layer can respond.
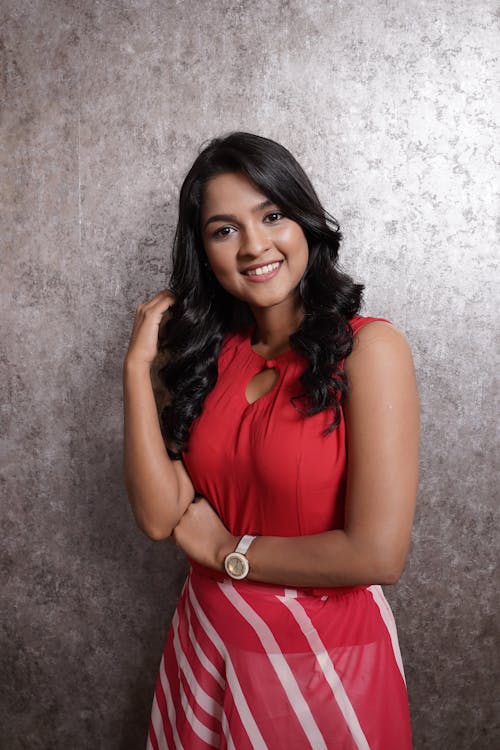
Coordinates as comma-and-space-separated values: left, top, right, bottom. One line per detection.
242, 261, 283, 280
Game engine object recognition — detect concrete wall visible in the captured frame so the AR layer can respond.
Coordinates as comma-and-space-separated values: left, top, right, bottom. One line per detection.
2, 1, 498, 747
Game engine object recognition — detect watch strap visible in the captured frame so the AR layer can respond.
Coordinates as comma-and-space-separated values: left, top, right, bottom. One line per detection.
234, 534, 257, 556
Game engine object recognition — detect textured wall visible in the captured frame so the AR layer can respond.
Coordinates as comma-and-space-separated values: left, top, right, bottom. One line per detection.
2, 1, 498, 748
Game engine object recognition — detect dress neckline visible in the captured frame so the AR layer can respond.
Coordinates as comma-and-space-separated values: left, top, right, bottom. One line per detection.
244, 324, 298, 366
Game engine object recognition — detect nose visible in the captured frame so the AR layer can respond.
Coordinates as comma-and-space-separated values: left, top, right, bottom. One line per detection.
238, 222, 272, 259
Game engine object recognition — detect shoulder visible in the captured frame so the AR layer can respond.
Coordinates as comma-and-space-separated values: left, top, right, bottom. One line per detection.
342, 319, 419, 438
343, 318, 419, 454
349, 314, 392, 335
345, 318, 416, 387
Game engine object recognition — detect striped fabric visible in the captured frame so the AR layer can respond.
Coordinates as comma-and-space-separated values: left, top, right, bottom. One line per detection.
147, 570, 412, 749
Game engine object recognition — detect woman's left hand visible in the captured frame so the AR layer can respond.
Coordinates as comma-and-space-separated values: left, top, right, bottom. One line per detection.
172, 497, 237, 570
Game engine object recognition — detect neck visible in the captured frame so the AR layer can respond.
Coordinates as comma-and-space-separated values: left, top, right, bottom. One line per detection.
249, 298, 304, 354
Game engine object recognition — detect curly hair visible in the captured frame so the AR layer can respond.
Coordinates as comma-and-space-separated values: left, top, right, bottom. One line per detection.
157, 132, 364, 452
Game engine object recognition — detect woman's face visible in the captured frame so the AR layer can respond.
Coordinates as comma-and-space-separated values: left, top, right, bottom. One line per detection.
200, 172, 309, 312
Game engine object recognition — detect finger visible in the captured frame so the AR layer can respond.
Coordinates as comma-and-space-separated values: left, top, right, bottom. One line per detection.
134, 298, 174, 327
147, 289, 176, 308
136, 290, 174, 314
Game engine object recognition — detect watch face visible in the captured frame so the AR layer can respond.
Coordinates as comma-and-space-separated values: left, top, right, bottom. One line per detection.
225, 552, 249, 580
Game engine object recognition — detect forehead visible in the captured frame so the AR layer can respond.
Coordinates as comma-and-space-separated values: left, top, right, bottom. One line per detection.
201, 172, 271, 217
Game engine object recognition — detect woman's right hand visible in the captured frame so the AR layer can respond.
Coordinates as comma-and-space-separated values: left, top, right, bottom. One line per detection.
124, 289, 175, 368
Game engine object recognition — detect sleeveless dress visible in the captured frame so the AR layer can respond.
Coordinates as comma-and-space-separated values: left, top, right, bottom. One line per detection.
147, 316, 413, 750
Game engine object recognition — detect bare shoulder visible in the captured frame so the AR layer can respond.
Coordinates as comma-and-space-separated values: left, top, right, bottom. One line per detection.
350, 320, 409, 352
346, 321, 414, 375
344, 321, 418, 411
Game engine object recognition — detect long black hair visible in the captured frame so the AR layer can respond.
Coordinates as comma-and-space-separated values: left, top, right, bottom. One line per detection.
157, 132, 364, 452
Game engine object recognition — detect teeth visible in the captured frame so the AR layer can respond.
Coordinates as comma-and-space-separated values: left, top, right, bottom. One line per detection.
245, 261, 280, 276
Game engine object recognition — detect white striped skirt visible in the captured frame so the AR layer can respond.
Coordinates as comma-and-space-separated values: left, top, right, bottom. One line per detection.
147, 568, 412, 749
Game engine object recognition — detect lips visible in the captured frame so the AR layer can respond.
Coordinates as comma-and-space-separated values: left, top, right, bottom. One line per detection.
241, 260, 283, 276
239, 260, 284, 284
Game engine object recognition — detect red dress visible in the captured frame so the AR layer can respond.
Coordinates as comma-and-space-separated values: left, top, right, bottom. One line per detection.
147, 316, 412, 749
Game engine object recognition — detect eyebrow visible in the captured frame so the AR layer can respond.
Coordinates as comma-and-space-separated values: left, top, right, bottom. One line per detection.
203, 199, 275, 229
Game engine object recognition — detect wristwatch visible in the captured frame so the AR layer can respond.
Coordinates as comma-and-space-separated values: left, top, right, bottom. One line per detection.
224, 535, 257, 580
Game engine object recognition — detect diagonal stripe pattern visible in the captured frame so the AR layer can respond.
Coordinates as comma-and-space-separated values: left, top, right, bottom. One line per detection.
146, 570, 412, 749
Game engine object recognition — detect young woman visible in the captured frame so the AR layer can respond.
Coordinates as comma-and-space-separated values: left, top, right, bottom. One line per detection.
123, 132, 420, 749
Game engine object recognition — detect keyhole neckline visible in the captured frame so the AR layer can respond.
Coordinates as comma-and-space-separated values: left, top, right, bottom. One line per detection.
246, 324, 297, 366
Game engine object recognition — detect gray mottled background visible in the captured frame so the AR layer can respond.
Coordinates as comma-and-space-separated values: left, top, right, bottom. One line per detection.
1, 0, 499, 748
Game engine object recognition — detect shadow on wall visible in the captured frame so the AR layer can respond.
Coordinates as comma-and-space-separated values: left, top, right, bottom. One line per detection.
75, 209, 188, 748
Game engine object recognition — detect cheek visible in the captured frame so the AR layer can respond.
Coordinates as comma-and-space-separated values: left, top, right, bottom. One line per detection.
208, 254, 235, 278
205, 253, 242, 293
290, 232, 309, 268
203, 245, 227, 272
281, 225, 308, 256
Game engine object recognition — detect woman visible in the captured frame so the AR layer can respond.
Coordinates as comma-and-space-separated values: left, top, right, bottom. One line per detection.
123, 132, 420, 749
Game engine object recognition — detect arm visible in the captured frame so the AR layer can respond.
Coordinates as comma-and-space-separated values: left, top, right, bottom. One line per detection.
174, 322, 420, 587
123, 291, 195, 540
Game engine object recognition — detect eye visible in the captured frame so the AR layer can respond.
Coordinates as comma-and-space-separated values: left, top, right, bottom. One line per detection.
265, 211, 284, 223
212, 225, 235, 239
